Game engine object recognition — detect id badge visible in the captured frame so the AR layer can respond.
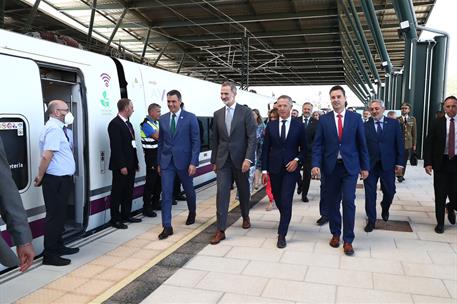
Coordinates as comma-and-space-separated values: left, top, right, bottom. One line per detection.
131, 140, 136, 148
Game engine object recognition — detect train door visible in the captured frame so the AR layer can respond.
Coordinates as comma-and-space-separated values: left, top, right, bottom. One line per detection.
39, 64, 88, 238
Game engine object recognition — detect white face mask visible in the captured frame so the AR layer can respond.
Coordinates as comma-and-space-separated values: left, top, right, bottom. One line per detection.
64, 112, 74, 125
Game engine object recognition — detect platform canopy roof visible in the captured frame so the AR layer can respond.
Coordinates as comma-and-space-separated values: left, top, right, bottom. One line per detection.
3, 0, 435, 87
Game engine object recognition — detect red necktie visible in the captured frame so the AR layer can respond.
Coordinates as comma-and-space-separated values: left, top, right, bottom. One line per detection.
449, 117, 455, 159
337, 114, 343, 142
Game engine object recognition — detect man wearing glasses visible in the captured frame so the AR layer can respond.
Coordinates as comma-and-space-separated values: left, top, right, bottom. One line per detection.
34, 100, 78, 266
397, 103, 416, 182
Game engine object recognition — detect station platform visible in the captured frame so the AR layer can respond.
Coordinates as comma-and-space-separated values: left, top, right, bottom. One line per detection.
1, 161, 456, 304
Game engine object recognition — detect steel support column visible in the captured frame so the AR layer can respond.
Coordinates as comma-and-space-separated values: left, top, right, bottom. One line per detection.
24, 0, 41, 33
140, 28, 151, 64
429, 35, 448, 127
87, 0, 97, 47
153, 41, 169, 66
104, 8, 127, 53
176, 53, 185, 73
0, 0, 5, 29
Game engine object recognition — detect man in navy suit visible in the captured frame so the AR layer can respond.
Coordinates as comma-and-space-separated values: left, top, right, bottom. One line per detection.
262, 95, 306, 248
312, 85, 369, 256
157, 90, 200, 239
363, 99, 404, 232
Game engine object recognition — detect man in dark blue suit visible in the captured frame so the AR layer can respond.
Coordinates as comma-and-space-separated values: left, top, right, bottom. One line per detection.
363, 99, 404, 232
312, 86, 369, 256
262, 95, 306, 248
157, 90, 200, 239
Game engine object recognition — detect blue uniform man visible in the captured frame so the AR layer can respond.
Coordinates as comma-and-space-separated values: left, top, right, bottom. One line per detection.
363, 99, 404, 232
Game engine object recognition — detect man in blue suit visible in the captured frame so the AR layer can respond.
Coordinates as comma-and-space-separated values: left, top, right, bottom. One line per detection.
363, 99, 404, 232
312, 85, 369, 256
157, 90, 200, 240
262, 95, 306, 248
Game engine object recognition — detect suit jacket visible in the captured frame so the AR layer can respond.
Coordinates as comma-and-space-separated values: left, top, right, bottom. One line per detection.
299, 116, 318, 157
365, 116, 404, 171
0, 137, 33, 267
108, 115, 139, 170
211, 103, 257, 169
424, 116, 457, 172
312, 110, 369, 176
262, 118, 306, 174
158, 110, 200, 170
398, 115, 417, 149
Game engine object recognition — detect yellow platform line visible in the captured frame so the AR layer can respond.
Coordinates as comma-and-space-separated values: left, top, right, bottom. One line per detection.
90, 200, 240, 304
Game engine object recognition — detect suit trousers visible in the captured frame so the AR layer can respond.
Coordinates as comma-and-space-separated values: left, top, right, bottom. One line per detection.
433, 157, 457, 226
42, 174, 72, 256
400, 148, 412, 176
364, 162, 396, 224
325, 162, 358, 243
319, 173, 329, 217
300, 157, 312, 198
161, 161, 196, 228
143, 149, 161, 210
216, 158, 250, 231
269, 168, 299, 236
110, 169, 135, 222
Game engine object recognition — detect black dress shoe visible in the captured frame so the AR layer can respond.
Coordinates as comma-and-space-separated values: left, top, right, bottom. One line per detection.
364, 222, 375, 233
434, 224, 444, 234
277, 235, 287, 249
43, 255, 71, 266
175, 194, 187, 201
143, 210, 157, 217
381, 207, 390, 222
446, 203, 456, 225
301, 196, 309, 203
58, 246, 80, 255
125, 217, 142, 223
186, 212, 196, 225
112, 221, 128, 229
397, 176, 405, 183
316, 216, 329, 226
297, 186, 302, 195
158, 227, 174, 240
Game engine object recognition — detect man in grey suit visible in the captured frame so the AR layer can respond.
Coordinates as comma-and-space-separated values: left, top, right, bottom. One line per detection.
0, 137, 35, 271
210, 81, 257, 244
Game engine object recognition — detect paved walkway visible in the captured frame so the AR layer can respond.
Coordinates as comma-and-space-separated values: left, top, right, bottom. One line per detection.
2, 161, 456, 303
142, 162, 456, 303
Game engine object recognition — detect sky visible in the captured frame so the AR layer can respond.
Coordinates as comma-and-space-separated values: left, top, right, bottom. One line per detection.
250, 0, 455, 110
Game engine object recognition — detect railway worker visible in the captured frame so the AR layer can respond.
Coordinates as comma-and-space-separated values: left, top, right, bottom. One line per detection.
363, 99, 404, 233
34, 99, 79, 266
210, 81, 257, 245
397, 102, 417, 182
311, 86, 369, 256
157, 90, 200, 240
0, 137, 35, 271
108, 98, 141, 230
140, 103, 161, 217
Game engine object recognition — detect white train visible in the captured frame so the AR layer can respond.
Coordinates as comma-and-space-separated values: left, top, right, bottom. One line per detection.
0, 29, 272, 271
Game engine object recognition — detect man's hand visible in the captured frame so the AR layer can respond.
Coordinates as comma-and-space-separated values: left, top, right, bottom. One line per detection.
120, 167, 128, 175
425, 165, 433, 175
395, 166, 403, 176
33, 175, 43, 187
188, 164, 197, 176
285, 159, 298, 172
17, 243, 35, 272
241, 160, 251, 173
157, 165, 161, 176
413, 145, 416, 151
262, 173, 269, 185
360, 170, 369, 180
311, 167, 320, 179
212, 164, 217, 172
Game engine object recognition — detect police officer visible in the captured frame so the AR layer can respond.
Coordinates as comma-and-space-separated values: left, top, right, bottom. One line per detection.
140, 103, 161, 217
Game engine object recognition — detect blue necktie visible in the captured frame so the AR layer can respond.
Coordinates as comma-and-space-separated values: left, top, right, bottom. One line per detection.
376, 121, 382, 138
280, 120, 286, 141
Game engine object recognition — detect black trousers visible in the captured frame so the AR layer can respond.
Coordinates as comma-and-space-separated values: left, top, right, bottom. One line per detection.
400, 148, 412, 176
433, 157, 457, 226
300, 157, 312, 198
110, 169, 135, 222
143, 149, 161, 210
42, 174, 72, 256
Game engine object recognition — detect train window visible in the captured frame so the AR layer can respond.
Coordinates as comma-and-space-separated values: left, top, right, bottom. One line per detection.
197, 117, 213, 152
0, 117, 29, 191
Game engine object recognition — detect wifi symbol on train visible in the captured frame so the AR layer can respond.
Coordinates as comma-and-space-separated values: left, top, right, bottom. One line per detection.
100, 73, 111, 87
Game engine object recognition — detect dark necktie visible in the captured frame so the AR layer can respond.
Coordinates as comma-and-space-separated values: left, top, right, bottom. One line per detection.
62, 126, 69, 142
337, 114, 343, 142
171, 114, 176, 136
449, 117, 455, 159
126, 120, 134, 139
376, 121, 383, 138
304, 117, 308, 128
280, 120, 287, 141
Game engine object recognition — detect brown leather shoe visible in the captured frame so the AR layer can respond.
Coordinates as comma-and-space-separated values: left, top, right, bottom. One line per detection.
329, 234, 340, 248
210, 230, 226, 245
242, 216, 251, 229
343, 242, 354, 256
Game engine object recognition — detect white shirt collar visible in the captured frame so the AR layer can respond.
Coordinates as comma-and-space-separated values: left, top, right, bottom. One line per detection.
280, 115, 292, 123
118, 113, 128, 122
171, 108, 182, 118
375, 116, 385, 123
49, 116, 65, 127
445, 114, 456, 121
226, 102, 237, 111
334, 109, 346, 118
